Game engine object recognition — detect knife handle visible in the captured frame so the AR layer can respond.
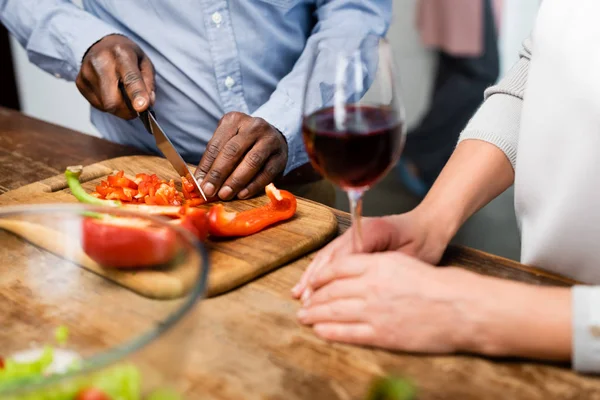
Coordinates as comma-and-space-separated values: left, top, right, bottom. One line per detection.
118, 81, 136, 114
118, 81, 155, 135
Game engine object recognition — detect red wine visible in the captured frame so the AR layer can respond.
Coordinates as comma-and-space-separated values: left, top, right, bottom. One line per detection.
302, 105, 404, 189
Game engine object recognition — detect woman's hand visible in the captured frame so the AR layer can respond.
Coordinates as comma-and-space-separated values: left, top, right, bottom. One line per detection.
296, 252, 480, 353
292, 209, 452, 301
296, 251, 572, 362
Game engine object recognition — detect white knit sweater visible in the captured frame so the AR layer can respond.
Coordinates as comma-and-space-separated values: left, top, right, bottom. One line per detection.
458, 0, 600, 373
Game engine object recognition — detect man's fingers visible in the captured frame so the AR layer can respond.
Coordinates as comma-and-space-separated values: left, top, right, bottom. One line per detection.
202, 134, 253, 198
196, 114, 241, 183
76, 69, 103, 111
236, 153, 285, 200
116, 48, 150, 113
218, 140, 272, 200
139, 56, 156, 105
93, 66, 136, 119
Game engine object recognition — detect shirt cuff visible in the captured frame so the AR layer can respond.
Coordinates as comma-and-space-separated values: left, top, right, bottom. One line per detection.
251, 91, 309, 175
572, 285, 600, 373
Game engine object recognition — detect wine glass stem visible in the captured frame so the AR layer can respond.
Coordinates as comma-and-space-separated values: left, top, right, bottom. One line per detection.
347, 190, 364, 253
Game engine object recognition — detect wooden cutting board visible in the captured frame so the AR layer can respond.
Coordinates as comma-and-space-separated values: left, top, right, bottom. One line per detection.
0, 155, 338, 299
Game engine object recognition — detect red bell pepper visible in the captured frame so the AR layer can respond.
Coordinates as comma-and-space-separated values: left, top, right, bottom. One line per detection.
170, 206, 209, 241
75, 388, 111, 400
207, 183, 296, 237
66, 166, 185, 217
107, 170, 138, 190
0, 356, 4, 369
82, 216, 179, 269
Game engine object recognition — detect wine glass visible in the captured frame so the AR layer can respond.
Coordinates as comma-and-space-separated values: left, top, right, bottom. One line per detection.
301, 34, 406, 252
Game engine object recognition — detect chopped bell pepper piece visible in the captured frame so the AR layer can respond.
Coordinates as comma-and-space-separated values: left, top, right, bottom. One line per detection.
207, 183, 296, 237
107, 170, 138, 190
66, 166, 183, 217
82, 216, 179, 269
171, 206, 209, 241
76, 387, 111, 400
66, 166, 121, 207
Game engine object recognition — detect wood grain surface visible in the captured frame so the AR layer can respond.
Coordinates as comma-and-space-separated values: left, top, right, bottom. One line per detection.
1, 107, 599, 399
0, 155, 338, 298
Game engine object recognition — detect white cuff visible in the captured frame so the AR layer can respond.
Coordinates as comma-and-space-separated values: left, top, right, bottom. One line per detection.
572, 285, 600, 373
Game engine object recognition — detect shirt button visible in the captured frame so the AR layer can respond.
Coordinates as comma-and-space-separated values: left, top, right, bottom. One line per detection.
54, 73, 61, 79
212, 12, 223, 25
225, 76, 235, 89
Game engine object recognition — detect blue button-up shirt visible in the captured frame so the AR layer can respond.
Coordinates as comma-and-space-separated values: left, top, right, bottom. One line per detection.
1, 0, 391, 174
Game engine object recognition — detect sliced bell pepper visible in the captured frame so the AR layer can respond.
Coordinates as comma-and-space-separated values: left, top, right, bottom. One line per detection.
76, 388, 111, 400
181, 174, 215, 205
66, 166, 183, 217
181, 175, 198, 200
82, 216, 179, 269
170, 206, 209, 241
66, 166, 122, 208
107, 170, 138, 190
186, 198, 208, 207
207, 183, 296, 237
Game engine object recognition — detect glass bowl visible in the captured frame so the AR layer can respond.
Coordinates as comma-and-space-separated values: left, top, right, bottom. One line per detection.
0, 204, 209, 399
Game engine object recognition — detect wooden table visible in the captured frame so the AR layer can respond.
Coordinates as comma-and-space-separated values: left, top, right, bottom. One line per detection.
1, 106, 599, 399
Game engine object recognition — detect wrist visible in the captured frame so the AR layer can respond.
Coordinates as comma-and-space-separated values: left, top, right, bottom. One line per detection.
412, 200, 461, 250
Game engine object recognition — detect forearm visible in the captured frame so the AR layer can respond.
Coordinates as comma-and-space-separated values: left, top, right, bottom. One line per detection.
252, 0, 391, 174
0, 0, 121, 81
412, 37, 532, 243
415, 139, 515, 244
451, 268, 571, 362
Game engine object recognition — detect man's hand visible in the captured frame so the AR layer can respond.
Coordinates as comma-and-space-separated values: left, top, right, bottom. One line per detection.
76, 34, 155, 119
196, 112, 288, 201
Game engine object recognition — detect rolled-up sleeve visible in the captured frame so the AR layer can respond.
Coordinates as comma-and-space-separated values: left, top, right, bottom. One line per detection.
252, 0, 392, 175
0, 0, 123, 81
458, 37, 533, 170
572, 285, 600, 373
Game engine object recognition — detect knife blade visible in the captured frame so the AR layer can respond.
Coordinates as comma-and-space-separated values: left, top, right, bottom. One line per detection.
119, 83, 207, 201
144, 111, 207, 200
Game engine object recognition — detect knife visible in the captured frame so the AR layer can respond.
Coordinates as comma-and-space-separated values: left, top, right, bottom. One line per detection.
119, 83, 207, 201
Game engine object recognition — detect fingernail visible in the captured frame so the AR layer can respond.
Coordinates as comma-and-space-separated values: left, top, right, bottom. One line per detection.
292, 284, 303, 297
301, 289, 311, 306
296, 309, 307, 321
135, 97, 147, 108
150, 91, 156, 104
218, 186, 233, 200
238, 189, 249, 199
203, 182, 215, 197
